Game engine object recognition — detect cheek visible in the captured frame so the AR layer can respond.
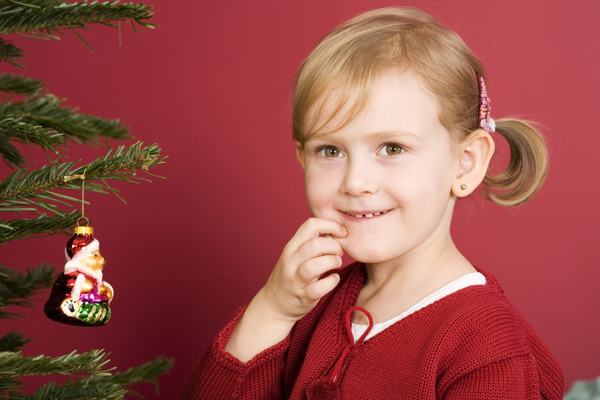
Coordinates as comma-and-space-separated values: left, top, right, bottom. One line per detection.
304, 169, 337, 213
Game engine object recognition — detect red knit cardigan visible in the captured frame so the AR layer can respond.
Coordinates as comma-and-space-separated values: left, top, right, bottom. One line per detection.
181, 264, 564, 399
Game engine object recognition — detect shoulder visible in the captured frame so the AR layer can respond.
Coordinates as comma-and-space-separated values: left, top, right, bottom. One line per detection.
420, 269, 554, 373
427, 269, 564, 398
419, 271, 533, 365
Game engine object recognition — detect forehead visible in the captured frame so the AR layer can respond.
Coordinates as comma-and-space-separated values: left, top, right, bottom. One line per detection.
307, 70, 444, 141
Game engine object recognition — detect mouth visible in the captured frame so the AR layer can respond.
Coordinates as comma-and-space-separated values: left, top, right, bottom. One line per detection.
342, 209, 392, 219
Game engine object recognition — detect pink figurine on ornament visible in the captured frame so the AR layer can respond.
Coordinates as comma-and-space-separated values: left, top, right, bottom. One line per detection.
44, 225, 113, 326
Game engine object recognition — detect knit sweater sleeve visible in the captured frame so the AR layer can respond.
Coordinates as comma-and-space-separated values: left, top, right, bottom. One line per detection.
180, 306, 290, 400
443, 354, 545, 399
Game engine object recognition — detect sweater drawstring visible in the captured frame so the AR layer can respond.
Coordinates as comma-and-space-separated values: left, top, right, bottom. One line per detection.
329, 306, 373, 382
306, 306, 373, 400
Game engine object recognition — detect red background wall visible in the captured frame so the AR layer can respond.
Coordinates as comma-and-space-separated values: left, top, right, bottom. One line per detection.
2, 1, 599, 398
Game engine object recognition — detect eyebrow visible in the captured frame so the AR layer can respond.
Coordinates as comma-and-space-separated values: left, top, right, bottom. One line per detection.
309, 130, 423, 142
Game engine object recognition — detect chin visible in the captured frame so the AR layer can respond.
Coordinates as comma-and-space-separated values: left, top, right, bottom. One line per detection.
340, 238, 394, 265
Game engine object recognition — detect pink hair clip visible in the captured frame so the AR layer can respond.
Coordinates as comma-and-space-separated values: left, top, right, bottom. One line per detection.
478, 76, 496, 133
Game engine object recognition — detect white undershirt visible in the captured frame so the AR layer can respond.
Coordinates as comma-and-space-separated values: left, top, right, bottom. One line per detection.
352, 272, 486, 342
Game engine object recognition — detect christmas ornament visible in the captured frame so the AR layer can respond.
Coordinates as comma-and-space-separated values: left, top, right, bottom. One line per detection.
44, 170, 113, 326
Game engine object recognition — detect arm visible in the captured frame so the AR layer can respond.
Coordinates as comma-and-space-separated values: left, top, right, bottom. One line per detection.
225, 218, 346, 362
181, 218, 347, 399
443, 355, 545, 400
181, 307, 290, 400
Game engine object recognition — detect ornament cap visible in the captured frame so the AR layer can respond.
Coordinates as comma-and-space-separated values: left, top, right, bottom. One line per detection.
73, 225, 94, 236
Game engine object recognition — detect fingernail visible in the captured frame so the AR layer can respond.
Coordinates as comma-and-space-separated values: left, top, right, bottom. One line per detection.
337, 255, 343, 265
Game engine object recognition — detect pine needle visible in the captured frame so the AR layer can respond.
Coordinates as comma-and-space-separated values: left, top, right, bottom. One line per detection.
0, 74, 45, 96
0, 1, 155, 36
0, 332, 32, 352
0, 38, 25, 69
0, 264, 56, 318
0, 210, 79, 243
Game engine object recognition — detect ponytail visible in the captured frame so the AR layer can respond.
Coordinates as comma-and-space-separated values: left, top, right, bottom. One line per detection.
482, 119, 548, 207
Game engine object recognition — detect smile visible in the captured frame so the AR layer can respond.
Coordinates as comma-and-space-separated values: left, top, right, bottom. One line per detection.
344, 210, 390, 218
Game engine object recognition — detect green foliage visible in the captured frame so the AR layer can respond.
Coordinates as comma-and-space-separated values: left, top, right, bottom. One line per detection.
0, 211, 79, 242
0, 74, 44, 96
20, 354, 173, 400
0, 350, 174, 399
0, 95, 131, 168
0, 1, 173, 399
0, 142, 165, 243
0, 95, 130, 142
0, 0, 155, 36
0, 37, 25, 68
0, 115, 65, 167
0, 349, 112, 392
0, 331, 31, 352
0, 0, 173, 400
0, 264, 55, 318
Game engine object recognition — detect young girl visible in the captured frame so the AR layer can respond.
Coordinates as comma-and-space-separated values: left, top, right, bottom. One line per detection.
182, 7, 563, 399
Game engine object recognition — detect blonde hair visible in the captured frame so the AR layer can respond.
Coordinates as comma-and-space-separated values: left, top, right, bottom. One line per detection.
292, 7, 548, 207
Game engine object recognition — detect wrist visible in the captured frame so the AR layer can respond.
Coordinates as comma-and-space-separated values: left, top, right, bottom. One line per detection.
224, 288, 296, 363
250, 287, 297, 330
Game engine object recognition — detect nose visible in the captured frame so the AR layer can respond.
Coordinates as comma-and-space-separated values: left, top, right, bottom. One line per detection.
342, 157, 378, 197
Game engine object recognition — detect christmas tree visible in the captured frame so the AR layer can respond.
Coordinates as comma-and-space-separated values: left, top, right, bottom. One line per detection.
0, 1, 173, 398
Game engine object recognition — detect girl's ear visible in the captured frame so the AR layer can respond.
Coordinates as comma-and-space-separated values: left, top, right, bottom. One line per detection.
452, 129, 495, 197
296, 142, 306, 170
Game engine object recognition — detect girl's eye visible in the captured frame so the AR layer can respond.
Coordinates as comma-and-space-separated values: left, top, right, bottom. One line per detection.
318, 146, 343, 158
379, 143, 404, 156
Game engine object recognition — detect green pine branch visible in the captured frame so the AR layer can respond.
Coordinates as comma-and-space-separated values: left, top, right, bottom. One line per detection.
0, 115, 65, 167
0, 133, 25, 167
0, 349, 112, 378
0, 1, 155, 36
0, 264, 55, 318
26, 356, 174, 400
0, 95, 129, 163
0, 349, 112, 393
0, 332, 31, 352
0, 211, 79, 243
0, 37, 25, 68
1, 140, 163, 202
0, 351, 173, 399
0, 74, 45, 96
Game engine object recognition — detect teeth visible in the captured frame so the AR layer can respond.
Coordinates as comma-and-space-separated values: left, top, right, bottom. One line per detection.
349, 211, 385, 218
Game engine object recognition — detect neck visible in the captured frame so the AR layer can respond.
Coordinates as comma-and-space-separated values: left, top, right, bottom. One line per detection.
355, 236, 474, 324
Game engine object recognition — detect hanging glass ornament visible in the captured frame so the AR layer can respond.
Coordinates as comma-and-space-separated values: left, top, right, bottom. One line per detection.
44, 224, 113, 326
44, 168, 113, 326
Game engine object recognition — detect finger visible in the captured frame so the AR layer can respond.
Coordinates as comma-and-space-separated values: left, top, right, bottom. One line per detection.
296, 254, 343, 284
289, 218, 347, 251
304, 273, 341, 303
294, 235, 344, 263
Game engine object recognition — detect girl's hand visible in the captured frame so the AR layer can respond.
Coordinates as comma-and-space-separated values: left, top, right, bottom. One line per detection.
262, 217, 347, 322
225, 218, 347, 363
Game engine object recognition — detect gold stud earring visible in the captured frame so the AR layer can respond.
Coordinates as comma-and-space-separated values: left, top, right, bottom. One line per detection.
460, 184, 467, 190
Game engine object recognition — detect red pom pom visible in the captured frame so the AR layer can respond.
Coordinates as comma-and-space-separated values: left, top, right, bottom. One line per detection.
306, 378, 341, 400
